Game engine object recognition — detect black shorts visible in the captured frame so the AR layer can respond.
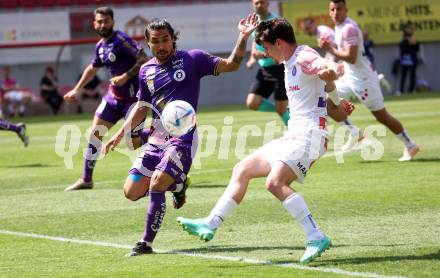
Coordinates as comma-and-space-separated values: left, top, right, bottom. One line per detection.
249, 64, 287, 101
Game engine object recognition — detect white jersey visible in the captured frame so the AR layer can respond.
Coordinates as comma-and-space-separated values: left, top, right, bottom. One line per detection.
334, 17, 374, 81
283, 45, 327, 134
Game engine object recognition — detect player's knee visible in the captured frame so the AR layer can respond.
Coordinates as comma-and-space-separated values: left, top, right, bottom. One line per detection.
246, 97, 260, 110
265, 178, 283, 195
232, 162, 252, 180
124, 188, 140, 201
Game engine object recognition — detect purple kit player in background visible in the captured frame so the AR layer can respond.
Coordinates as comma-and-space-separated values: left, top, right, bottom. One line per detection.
102, 15, 258, 256
64, 7, 149, 191
0, 119, 28, 147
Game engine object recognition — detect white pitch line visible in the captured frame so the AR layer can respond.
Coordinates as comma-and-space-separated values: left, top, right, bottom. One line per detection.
0, 229, 407, 278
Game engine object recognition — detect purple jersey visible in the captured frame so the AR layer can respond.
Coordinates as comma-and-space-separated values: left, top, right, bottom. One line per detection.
92, 30, 143, 100
138, 49, 220, 144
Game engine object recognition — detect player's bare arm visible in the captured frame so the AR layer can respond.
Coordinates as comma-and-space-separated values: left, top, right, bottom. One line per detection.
318, 59, 354, 115
102, 101, 150, 154
110, 52, 149, 86
320, 39, 358, 64
64, 64, 99, 101
216, 14, 258, 73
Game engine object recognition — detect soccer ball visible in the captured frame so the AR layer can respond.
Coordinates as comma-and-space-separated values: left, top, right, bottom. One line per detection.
161, 100, 196, 136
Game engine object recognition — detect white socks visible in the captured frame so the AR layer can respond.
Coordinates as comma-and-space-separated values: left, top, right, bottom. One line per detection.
283, 193, 324, 241
204, 195, 237, 230
396, 129, 416, 148
339, 118, 363, 137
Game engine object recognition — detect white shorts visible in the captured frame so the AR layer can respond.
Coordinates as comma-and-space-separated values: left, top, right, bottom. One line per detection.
335, 74, 385, 111
4, 91, 24, 102
256, 129, 328, 183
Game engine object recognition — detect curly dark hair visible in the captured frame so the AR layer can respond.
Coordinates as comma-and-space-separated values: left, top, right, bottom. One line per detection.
144, 18, 179, 49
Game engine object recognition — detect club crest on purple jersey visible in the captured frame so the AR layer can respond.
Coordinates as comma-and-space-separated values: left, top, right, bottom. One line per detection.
173, 69, 186, 82
108, 52, 116, 62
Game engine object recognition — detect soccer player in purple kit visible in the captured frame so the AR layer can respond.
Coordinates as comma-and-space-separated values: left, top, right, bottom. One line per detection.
102, 15, 259, 256
63, 7, 149, 191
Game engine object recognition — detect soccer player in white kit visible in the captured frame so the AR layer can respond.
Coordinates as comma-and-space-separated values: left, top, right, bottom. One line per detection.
320, 0, 419, 161
303, 18, 336, 60
178, 18, 346, 264
303, 17, 366, 147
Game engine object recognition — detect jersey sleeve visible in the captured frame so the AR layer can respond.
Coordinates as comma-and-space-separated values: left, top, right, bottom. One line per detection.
296, 48, 324, 76
341, 24, 360, 47
91, 43, 104, 68
118, 33, 143, 58
188, 49, 221, 77
136, 66, 152, 103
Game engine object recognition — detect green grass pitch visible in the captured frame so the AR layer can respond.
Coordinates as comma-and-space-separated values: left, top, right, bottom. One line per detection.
0, 93, 439, 277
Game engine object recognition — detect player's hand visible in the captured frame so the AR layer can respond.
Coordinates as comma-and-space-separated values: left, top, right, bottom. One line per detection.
110, 73, 129, 87
246, 59, 255, 69
340, 99, 355, 115
102, 131, 124, 156
318, 68, 338, 83
319, 39, 333, 52
63, 88, 81, 101
238, 13, 258, 38
253, 50, 267, 60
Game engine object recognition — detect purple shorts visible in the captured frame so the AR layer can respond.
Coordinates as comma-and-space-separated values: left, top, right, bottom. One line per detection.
95, 93, 137, 124
129, 141, 194, 183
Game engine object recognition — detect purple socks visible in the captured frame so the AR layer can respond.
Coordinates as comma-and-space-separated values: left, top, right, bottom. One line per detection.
142, 191, 166, 243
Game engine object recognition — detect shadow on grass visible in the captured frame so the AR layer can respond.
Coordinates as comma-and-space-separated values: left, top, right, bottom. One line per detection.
173, 245, 305, 253
313, 251, 440, 266
0, 163, 57, 168
360, 157, 440, 164
408, 158, 440, 163
191, 184, 227, 189
360, 160, 394, 164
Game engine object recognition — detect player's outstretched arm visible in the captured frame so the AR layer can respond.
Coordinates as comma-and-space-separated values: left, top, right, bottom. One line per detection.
321, 41, 357, 64
216, 13, 258, 73
102, 101, 149, 155
64, 64, 99, 101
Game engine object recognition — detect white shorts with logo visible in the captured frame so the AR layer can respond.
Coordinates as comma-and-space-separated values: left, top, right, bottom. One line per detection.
335, 73, 385, 112
256, 129, 328, 183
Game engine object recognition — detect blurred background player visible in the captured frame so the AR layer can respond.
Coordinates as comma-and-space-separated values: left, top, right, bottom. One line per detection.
320, 0, 419, 161
103, 15, 258, 256
0, 119, 29, 147
303, 17, 336, 60
178, 18, 345, 264
303, 17, 363, 150
40, 65, 63, 115
245, 0, 289, 125
63, 7, 149, 191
